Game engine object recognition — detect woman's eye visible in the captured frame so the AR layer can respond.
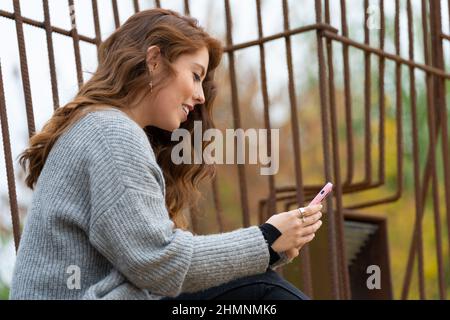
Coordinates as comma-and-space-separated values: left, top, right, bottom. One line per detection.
193, 73, 201, 82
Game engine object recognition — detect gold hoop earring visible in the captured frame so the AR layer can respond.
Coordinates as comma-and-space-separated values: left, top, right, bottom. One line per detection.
149, 70, 153, 93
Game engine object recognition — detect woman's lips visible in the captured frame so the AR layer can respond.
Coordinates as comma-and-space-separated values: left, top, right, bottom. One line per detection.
182, 104, 191, 115
181, 106, 188, 120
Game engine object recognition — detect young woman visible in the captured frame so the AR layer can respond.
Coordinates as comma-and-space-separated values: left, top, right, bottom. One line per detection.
10, 8, 323, 300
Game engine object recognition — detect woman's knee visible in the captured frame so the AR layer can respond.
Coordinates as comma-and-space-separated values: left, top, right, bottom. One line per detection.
261, 270, 311, 300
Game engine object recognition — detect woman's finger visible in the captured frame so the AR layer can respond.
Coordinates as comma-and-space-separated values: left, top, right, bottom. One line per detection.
300, 220, 322, 237
297, 233, 316, 249
301, 211, 322, 227
286, 248, 300, 260
292, 204, 322, 219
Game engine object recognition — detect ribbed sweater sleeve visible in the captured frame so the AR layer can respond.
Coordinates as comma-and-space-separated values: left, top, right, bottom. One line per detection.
85, 111, 270, 297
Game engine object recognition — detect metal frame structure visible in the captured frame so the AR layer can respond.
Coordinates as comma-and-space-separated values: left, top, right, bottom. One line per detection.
1, 0, 449, 299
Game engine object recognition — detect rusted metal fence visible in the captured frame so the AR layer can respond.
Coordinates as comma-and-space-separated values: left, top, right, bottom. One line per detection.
1, 0, 449, 299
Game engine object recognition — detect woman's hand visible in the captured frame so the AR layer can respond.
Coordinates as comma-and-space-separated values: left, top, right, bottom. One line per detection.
265, 204, 323, 254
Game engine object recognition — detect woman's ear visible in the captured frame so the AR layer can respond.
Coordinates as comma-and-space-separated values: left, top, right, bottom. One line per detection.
146, 45, 161, 70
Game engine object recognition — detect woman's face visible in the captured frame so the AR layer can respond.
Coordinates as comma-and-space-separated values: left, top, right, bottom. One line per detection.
128, 46, 209, 131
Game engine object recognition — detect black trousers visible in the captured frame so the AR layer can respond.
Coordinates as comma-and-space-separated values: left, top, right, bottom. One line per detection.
162, 269, 310, 300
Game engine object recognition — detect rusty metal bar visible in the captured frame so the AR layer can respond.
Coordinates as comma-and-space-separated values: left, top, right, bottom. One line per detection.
414, 0, 447, 300
111, 0, 120, 29
281, 0, 306, 222
133, 0, 140, 13
324, 0, 351, 300
401, 91, 448, 299
321, 31, 450, 79
255, 0, 276, 231
280, 0, 313, 298
276, 179, 384, 195
399, 0, 450, 299
331, 0, 404, 212
406, 0, 426, 300
339, 0, 355, 187
265, 179, 395, 212
252, 0, 290, 279
275, 178, 386, 201
430, 0, 450, 298
378, 0, 386, 186
314, 0, 340, 300
261, 188, 330, 206
68, 0, 84, 88
0, 9, 97, 45
224, 0, 251, 228
223, 23, 338, 52
401, 0, 444, 299
91, 0, 102, 59
259, 186, 332, 223
12, 0, 36, 138
0, 61, 21, 252
429, 97, 447, 301
42, 0, 60, 111
363, 0, 372, 185
184, 0, 190, 16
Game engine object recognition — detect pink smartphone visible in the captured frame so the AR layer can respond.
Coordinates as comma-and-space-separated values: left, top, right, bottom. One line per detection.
308, 182, 333, 206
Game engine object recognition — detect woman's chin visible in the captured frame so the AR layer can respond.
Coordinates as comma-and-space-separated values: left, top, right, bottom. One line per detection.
167, 120, 182, 132
154, 114, 188, 131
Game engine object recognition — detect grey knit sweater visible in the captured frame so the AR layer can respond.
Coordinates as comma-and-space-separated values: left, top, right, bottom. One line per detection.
10, 108, 288, 300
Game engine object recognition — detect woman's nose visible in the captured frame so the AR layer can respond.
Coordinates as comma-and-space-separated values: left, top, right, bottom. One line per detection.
195, 87, 205, 105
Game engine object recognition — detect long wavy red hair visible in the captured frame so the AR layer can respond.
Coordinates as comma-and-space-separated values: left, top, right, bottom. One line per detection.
18, 8, 223, 230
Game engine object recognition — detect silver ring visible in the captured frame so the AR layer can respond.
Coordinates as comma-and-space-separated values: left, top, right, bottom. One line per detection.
297, 208, 306, 223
